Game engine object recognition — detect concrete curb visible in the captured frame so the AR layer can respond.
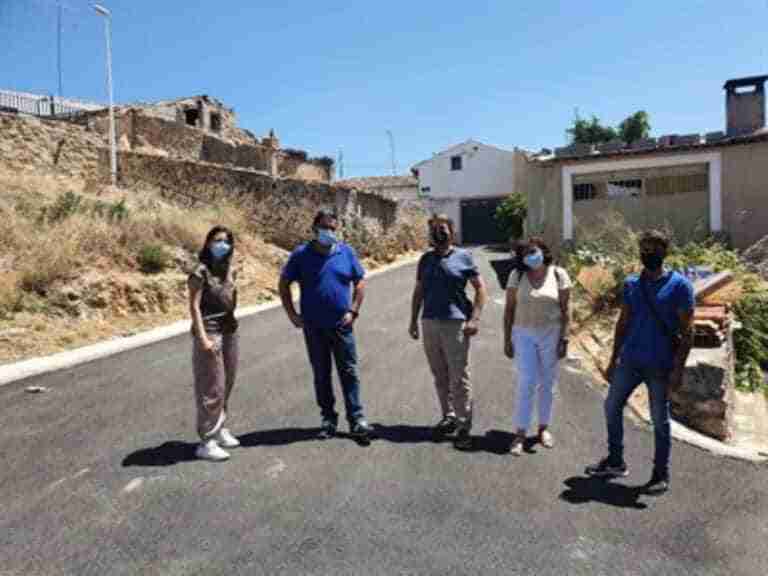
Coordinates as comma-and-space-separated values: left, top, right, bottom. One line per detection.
0, 255, 420, 387
564, 364, 768, 464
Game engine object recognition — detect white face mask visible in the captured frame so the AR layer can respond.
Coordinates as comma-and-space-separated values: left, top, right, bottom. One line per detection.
316, 228, 337, 247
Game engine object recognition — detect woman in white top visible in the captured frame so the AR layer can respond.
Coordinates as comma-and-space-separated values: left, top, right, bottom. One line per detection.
503, 237, 571, 456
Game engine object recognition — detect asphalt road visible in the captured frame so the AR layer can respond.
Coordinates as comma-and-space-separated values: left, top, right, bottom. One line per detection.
1, 248, 767, 576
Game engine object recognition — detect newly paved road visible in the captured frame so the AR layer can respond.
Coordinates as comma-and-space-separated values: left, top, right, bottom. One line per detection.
2, 249, 767, 576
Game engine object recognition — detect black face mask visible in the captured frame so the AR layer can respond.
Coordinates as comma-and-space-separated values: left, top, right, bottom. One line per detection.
641, 253, 664, 271
431, 228, 449, 245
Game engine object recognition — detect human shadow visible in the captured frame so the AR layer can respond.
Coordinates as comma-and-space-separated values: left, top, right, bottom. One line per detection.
122, 441, 198, 467
560, 476, 648, 510
239, 427, 324, 448
369, 423, 448, 444
462, 429, 541, 455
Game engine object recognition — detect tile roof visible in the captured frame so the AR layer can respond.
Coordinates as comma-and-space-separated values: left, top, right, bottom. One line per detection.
539, 130, 768, 164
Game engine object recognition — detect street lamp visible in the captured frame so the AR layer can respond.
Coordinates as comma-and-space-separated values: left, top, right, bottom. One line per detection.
93, 4, 117, 187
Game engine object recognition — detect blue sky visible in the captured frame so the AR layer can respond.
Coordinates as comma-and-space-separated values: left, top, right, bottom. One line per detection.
2, 0, 767, 177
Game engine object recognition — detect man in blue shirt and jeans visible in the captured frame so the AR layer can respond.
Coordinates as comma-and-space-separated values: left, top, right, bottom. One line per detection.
279, 209, 373, 440
586, 230, 695, 494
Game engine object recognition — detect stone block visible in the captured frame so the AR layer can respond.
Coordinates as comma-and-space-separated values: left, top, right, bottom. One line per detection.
596, 139, 626, 153
630, 137, 657, 150
676, 133, 703, 146
706, 131, 727, 143
658, 134, 677, 147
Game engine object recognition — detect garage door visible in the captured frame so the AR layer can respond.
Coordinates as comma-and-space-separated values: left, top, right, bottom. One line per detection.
460, 197, 508, 245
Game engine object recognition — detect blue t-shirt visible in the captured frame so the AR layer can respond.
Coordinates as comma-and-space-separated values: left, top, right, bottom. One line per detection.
282, 242, 365, 329
620, 270, 695, 371
418, 248, 479, 321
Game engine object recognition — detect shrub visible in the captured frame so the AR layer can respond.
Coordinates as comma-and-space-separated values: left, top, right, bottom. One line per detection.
733, 293, 768, 393
41, 191, 86, 223
137, 244, 170, 274
494, 192, 527, 242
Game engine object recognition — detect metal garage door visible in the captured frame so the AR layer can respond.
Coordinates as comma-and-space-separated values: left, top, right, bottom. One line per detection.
460, 197, 508, 245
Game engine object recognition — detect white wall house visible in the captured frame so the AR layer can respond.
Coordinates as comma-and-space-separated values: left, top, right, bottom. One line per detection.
412, 140, 525, 244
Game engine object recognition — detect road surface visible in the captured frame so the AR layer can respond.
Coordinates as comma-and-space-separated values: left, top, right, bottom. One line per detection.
1, 248, 767, 575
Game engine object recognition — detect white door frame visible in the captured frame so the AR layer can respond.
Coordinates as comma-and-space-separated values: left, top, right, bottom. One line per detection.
561, 151, 722, 240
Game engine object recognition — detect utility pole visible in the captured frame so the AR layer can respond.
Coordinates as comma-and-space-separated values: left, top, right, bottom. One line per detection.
337, 149, 344, 180
386, 130, 397, 175
94, 4, 117, 187
57, 0, 63, 97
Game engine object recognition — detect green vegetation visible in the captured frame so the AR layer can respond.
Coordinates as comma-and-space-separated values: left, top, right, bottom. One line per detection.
567, 110, 651, 145
137, 244, 171, 274
494, 192, 528, 242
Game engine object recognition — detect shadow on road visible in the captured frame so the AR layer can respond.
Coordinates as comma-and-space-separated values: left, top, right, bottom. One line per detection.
239, 427, 322, 447
560, 476, 648, 510
122, 441, 198, 467
370, 424, 446, 444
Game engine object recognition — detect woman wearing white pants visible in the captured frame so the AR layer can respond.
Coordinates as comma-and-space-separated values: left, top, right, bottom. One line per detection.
503, 237, 571, 456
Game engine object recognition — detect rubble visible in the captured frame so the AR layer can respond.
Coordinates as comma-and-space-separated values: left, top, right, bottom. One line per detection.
741, 235, 768, 280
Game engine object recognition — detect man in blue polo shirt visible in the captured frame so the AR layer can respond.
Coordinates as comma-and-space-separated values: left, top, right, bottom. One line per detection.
279, 209, 373, 439
586, 230, 695, 494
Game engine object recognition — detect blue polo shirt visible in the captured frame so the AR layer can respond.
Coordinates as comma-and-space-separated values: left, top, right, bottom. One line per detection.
620, 270, 695, 371
418, 248, 479, 321
282, 241, 365, 328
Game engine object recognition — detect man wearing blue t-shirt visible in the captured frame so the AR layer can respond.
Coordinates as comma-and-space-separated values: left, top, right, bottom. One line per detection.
279, 209, 372, 440
586, 230, 695, 494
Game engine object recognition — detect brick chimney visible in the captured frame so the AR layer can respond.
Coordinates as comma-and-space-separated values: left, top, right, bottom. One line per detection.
724, 75, 768, 136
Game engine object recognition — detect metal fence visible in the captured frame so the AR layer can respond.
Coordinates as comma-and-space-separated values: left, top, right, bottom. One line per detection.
0, 91, 103, 120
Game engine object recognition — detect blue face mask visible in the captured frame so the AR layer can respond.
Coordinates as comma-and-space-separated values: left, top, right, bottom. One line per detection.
210, 240, 231, 261
316, 228, 337, 247
523, 249, 544, 270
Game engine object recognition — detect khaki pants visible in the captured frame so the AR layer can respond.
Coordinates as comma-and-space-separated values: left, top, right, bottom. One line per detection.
192, 332, 240, 440
421, 319, 472, 431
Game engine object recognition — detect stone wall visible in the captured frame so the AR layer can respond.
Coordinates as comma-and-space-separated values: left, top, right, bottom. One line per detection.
0, 112, 103, 186
278, 153, 332, 182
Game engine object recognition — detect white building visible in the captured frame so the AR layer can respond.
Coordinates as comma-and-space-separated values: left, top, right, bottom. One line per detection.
411, 140, 527, 244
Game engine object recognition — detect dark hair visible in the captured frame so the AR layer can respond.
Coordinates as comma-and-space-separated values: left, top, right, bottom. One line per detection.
514, 236, 554, 269
312, 208, 338, 228
198, 225, 235, 272
639, 229, 670, 252
428, 213, 456, 237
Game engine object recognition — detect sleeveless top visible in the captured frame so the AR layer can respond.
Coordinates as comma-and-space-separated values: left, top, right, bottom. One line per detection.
507, 265, 571, 329
188, 263, 238, 334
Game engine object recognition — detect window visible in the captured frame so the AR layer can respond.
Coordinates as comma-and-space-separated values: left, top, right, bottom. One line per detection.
210, 112, 222, 133
573, 183, 597, 202
606, 179, 642, 198
184, 108, 199, 127
450, 155, 462, 171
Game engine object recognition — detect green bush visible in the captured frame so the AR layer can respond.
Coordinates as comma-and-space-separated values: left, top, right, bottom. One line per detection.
137, 244, 170, 274
92, 198, 130, 222
40, 191, 86, 224
733, 294, 768, 393
494, 192, 527, 242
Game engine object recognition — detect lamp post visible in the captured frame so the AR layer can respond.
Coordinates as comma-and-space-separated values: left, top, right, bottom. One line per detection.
93, 4, 117, 187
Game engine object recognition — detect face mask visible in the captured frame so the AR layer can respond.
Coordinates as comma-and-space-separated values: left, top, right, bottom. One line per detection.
209, 240, 231, 261
641, 252, 664, 271
316, 228, 337, 247
431, 228, 449, 245
523, 249, 544, 270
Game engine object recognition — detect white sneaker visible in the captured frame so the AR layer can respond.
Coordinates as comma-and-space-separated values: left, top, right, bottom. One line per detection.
195, 439, 230, 461
216, 428, 241, 448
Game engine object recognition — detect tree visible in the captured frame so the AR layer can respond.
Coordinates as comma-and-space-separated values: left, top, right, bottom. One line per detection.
567, 115, 617, 145
567, 110, 652, 145
494, 192, 528, 241
618, 111, 651, 144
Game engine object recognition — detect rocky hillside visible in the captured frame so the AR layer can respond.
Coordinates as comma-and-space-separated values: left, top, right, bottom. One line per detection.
0, 170, 427, 364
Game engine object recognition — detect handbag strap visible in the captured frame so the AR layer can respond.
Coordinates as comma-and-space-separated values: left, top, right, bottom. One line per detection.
639, 276, 676, 339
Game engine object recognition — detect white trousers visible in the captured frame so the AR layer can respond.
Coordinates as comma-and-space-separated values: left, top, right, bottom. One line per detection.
512, 325, 561, 432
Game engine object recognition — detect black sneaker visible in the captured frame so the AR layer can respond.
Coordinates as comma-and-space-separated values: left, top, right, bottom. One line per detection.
644, 471, 669, 495
318, 419, 337, 439
434, 416, 458, 436
350, 419, 373, 438
585, 457, 629, 478
454, 429, 472, 450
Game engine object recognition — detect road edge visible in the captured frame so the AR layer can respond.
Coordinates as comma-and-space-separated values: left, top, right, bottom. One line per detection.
0, 255, 421, 387
563, 364, 767, 464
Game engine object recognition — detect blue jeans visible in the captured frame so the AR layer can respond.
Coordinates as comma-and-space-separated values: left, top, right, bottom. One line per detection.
605, 362, 671, 476
303, 325, 364, 426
